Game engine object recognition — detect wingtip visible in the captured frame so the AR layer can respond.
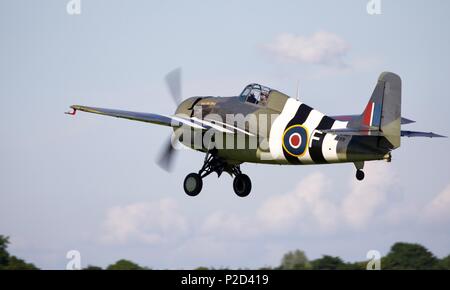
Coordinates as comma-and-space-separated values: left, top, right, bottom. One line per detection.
65, 106, 78, 115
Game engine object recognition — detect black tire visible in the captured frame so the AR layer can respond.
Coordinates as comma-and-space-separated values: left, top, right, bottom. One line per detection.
233, 174, 252, 197
356, 170, 365, 181
183, 173, 202, 196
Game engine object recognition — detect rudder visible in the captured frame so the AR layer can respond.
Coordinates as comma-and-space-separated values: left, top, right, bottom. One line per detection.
361, 72, 402, 149
380, 72, 401, 149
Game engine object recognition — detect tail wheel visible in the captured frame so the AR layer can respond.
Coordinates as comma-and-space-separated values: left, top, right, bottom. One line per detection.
183, 173, 203, 196
233, 174, 252, 197
356, 170, 365, 181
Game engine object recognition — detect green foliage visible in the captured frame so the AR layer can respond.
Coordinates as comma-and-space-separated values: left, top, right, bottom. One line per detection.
341, 261, 367, 270
106, 259, 146, 270
382, 242, 439, 270
277, 243, 448, 270
280, 250, 311, 269
258, 266, 274, 270
83, 265, 103, 270
0, 235, 10, 267
0, 235, 38, 270
3, 256, 38, 270
437, 255, 450, 270
2, 233, 450, 270
311, 255, 346, 270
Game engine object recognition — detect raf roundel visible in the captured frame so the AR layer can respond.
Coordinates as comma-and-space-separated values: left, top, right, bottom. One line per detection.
282, 125, 309, 157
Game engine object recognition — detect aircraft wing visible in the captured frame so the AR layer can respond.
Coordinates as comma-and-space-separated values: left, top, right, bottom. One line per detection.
320, 128, 384, 136
67, 105, 253, 135
68, 105, 205, 129
401, 130, 447, 138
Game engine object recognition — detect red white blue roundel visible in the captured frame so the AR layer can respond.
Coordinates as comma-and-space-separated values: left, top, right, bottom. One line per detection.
282, 125, 309, 157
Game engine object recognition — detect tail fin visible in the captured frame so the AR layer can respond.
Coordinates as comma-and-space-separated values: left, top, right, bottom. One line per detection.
361, 72, 402, 149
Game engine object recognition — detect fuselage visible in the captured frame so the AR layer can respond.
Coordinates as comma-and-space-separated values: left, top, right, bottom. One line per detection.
174, 88, 390, 166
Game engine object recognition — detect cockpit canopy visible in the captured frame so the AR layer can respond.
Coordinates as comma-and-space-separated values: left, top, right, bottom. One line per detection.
239, 83, 272, 106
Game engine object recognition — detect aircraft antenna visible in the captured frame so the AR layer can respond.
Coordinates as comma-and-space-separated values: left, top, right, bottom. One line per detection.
296, 80, 301, 101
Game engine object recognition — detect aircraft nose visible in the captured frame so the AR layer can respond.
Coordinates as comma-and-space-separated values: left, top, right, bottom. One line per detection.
175, 97, 200, 116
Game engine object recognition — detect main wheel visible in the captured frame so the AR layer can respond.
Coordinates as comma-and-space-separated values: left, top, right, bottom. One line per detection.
356, 170, 365, 181
233, 174, 252, 197
183, 173, 203, 196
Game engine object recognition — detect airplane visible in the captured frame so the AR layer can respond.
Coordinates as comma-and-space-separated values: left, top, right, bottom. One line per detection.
66, 71, 445, 197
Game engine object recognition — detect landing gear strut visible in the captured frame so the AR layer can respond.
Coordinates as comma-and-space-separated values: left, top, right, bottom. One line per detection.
354, 161, 365, 181
183, 151, 252, 197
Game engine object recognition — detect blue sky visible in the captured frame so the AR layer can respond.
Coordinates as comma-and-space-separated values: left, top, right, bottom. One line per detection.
1, 0, 449, 269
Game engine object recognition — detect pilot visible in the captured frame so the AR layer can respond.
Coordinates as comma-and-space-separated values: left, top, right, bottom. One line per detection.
260, 92, 268, 105
247, 93, 257, 104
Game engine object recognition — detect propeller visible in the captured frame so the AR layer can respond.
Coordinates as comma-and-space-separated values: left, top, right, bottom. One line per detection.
157, 137, 177, 172
157, 67, 183, 172
164, 67, 182, 105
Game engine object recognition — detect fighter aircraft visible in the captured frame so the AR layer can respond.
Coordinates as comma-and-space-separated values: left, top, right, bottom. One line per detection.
66, 71, 445, 197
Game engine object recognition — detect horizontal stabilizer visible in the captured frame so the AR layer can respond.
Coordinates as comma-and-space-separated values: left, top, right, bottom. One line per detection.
332, 115, 415, 125
401, 130, 447, 138
401, 117, 415, 125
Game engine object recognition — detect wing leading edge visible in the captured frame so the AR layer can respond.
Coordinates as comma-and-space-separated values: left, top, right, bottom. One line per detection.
67, 105, 254, 136
68, 105, 205, 129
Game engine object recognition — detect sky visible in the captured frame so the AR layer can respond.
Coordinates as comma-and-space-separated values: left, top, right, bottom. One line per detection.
0, 0, 449, 269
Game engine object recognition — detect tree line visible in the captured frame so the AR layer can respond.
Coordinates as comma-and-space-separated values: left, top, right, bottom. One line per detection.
1, 235, 449, 270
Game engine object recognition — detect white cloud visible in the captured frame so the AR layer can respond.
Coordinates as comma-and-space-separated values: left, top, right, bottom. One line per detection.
92, 167, 450, 271
97, 167, 450, 258
198, 173, 340, 239
257, 172, 339, 232
201, 163, 401, 238
265, 31, 351, 66
307, 55, 382, 79
100, 198, 188, 245
341, 163, 394, 228
422, 184, 450, 223
201, 211, 258, 238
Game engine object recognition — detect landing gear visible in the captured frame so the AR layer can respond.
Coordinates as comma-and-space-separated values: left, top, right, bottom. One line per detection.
356, 170, 365, 181
183, 151, 252, 197
233, 174, 252, 197
183, 173, 202, 196
354, 161, 365, 181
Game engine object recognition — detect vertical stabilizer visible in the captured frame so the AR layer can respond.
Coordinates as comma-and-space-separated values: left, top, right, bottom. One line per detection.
361, 72, 401, 149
